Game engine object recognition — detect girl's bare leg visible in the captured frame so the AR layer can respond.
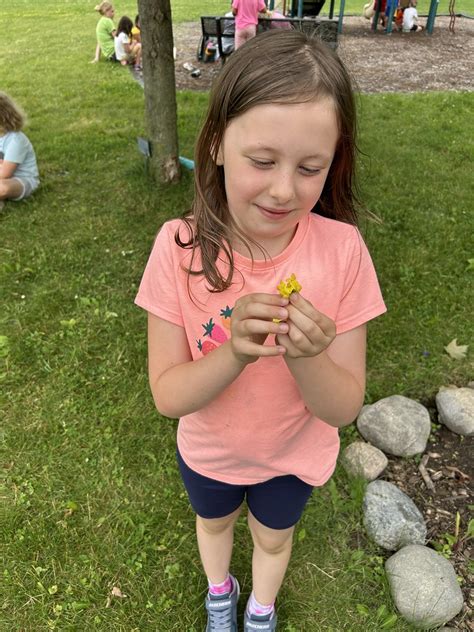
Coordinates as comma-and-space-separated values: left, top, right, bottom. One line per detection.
196, 507, 241, 584
247, 510, 294, 606
0, 178, 24, 200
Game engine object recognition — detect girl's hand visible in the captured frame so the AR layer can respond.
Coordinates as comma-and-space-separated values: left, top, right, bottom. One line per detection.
276, 292, 336, 359
230, 293, 289, 365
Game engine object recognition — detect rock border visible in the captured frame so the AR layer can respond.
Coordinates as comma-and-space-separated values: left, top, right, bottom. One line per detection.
341, 385, 473, 628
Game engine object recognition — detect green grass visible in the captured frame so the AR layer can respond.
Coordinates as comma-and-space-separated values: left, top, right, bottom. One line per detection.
1, 0, 473, 629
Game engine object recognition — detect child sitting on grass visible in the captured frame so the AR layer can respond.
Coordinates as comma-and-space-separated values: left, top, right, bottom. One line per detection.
91, 1, 116, 63
0, 92, 40, 208
114, 15, 142, 69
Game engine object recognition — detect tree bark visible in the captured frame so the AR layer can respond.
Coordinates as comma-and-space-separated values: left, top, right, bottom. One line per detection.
138, 0, 180, 183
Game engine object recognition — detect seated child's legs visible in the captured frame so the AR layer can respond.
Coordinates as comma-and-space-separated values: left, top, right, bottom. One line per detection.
131, 42, 141, 63
0, 176, 38, 201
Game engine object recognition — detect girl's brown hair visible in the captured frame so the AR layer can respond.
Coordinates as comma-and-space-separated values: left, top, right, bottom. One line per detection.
0, 92, 26, 132
177, 30, 360, 292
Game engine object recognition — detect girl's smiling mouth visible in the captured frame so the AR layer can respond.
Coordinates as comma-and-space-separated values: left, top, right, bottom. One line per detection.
256, 204, 294, 219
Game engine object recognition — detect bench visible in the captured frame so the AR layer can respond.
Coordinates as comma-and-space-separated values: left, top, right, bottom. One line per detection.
198, 15, 338, 65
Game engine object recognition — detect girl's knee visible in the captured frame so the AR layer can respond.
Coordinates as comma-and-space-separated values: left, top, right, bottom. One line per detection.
248, 512, 294, 554
197, 506, 241, 535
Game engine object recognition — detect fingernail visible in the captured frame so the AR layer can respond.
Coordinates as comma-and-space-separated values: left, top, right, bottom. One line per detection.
290, 292, 299, 302
278, 323, 288, 333
279, 297, 289, 306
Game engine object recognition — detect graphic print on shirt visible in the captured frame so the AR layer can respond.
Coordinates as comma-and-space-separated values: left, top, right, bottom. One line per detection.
196, 306, 233, 355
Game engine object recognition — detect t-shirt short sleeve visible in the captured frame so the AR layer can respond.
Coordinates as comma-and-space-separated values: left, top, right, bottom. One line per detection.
4, 133, 28, 164
335, 230, 386, 334
135, 223, 184, 327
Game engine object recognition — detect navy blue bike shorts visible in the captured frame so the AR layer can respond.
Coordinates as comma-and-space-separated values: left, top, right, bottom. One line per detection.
176, 448, 313, 530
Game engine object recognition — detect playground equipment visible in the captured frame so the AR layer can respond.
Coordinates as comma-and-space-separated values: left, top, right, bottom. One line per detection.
269, 0, 340, 27
371, 0, 440, 34
269, 0, 441, 33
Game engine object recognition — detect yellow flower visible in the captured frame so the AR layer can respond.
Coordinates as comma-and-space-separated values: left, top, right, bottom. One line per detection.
277, 273, 302, 298
274, 274, 302, 322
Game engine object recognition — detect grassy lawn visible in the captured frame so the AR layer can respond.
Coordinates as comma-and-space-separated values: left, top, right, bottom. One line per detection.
1, 0, 472, 630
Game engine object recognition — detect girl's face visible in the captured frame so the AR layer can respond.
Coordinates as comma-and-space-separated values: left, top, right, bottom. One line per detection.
216, 100, 339, 258
105, 6, 115, 18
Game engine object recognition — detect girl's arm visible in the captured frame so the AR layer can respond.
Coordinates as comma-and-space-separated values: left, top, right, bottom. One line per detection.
147, 293, 289, 419
278, 292, 366, 427
0, 160, 18, 179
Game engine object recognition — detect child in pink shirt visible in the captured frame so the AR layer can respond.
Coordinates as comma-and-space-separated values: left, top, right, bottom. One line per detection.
232, 0, 269, 48
136, 31, 386, 632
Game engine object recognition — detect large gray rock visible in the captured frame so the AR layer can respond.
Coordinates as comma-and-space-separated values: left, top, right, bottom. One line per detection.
436, 387, 474, 436
363, 480, 426, 550
385, 545, 464, 629
341, 441, 388, 481
357, 395, 431, 456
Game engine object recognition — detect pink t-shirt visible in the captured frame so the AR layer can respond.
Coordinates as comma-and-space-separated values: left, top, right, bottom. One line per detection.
135, 214, 386, 486
232, 0, 266, 29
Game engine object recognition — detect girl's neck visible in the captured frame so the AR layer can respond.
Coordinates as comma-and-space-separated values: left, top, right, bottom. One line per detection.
231, 224, 298, 260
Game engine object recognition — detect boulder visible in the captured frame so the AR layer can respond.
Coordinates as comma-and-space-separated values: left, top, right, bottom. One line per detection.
436, 386, 474, 436
341, 441, 388, 481
385, 545, 464, 629
363, 480, 426, 550
357, 395, 431, 456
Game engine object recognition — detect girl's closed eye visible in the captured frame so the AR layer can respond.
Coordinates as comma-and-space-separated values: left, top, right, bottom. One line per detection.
299, 165, 322, 176
249, 157, 274, 168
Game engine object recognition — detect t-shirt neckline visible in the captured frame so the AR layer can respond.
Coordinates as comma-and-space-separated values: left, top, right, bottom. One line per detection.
231, 214, 310, 271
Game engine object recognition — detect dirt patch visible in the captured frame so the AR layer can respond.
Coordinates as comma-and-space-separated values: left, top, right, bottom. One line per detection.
384, 407, 473, 630
173, 16, 474, 93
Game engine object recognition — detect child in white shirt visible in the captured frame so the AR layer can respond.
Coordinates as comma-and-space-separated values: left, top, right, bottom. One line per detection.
403, 0, 424, 32
115, 15, 142, 68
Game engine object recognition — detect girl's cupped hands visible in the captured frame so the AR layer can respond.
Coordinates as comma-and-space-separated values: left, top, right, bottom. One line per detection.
230, 293, 290, 364
276, 292, 336, 358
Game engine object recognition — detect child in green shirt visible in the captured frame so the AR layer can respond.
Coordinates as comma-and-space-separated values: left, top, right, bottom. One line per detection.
92, 2, 117, 63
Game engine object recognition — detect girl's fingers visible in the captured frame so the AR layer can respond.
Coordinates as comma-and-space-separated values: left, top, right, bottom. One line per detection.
288, 293, 336, 338
234, 339, 286, 358
235, 318, 289, 337
233, 295, 289, 324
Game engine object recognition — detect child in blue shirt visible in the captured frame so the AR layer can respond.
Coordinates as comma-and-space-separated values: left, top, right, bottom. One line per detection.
0, 92, 40, 206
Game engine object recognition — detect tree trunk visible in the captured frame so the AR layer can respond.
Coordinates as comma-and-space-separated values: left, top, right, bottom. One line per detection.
138, 0, 180, 183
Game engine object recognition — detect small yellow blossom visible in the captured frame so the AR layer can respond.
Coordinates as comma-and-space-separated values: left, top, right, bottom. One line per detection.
274, 274, 302, 322
277, 273, 302, 298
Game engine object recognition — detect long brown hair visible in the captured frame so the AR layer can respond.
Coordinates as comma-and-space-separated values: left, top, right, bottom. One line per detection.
0, 92, 26, 132
177, 30, 360, 292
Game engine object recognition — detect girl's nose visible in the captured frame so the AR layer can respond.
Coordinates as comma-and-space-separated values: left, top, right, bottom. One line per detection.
268, 170, 296, 204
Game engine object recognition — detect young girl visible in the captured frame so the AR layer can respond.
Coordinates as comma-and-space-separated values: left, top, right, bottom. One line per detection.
232, 0, 270, 49
0, 92, 40, 206
131, 14, 141, 44
403, 0, 424, 32
91, 1, 116, 63
135, 30, 386, 632
114, 15, 142, 69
